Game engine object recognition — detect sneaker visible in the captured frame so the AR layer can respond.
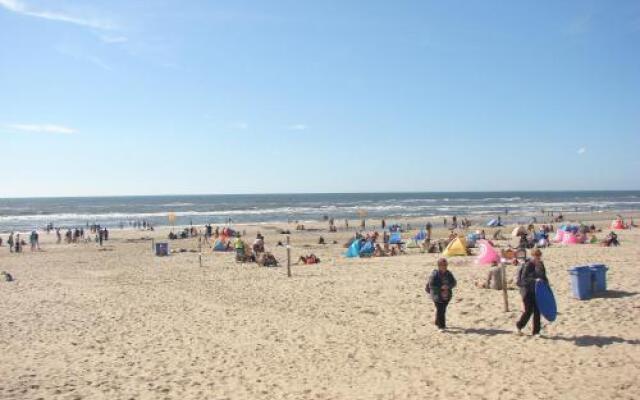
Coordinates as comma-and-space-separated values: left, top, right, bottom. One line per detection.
515, 328, 523, 336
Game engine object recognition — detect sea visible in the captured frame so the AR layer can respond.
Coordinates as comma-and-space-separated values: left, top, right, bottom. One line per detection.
1, 191, 639, 232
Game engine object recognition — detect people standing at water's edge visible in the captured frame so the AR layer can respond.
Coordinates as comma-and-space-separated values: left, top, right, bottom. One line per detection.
516, 249, 548, 335
426, 258, 457, 331
7, 232, 14, 253
29, 230, 40, 251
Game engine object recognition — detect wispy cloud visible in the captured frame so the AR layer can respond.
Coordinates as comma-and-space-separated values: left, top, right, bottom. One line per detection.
229, 122, 249, 130
3, 123, 77, 135
99, 34, 128, 44
567, 13, 592, 35
54, 44, 112, 71
287, 124, 308, 131
0, 0, 115, 30
577, 147, 587, 155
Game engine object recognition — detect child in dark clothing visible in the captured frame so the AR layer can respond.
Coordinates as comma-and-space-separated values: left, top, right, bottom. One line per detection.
426, 258, 457, 331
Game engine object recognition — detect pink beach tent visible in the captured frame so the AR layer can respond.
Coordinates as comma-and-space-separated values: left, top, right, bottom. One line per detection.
562, 232, 580, 245
553, 229, 565, 243
611, 219, 626, 230
476, 239, 500, 265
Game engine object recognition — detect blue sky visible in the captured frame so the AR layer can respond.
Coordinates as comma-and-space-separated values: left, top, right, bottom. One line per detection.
1, 0, 639, 197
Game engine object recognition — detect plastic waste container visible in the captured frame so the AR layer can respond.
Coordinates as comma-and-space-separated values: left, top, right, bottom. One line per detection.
568, 266, 592, 300
589, 264, 608, 293
155, 242, 169, 256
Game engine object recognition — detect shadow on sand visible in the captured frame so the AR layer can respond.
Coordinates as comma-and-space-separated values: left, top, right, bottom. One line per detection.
591, 290, 638, 299
446, 328, 640, 347
546, 335, 640, 347
446, 327, 513, 336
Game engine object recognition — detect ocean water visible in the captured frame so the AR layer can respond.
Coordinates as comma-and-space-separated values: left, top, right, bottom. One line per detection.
0, 191, 639, 232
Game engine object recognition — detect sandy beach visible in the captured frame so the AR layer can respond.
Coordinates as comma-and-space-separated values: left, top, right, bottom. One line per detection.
1, 215, 639, 400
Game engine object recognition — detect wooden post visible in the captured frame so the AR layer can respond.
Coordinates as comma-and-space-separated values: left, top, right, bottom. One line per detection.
199, 236, 203, 268
502, 263, 509, 312
286, 235, 292, 277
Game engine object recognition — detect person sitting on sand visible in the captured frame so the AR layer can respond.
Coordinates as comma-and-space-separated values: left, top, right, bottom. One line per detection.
252, 235, 265, 255
425, 241, 439, 253
475, 261, 504, 290
298, 254, 320, 264
318, 236, 325, 245
373, 243, 387, 257
234, 234, 245, 260
602, 231, 619, 247
257, 252, 278, 267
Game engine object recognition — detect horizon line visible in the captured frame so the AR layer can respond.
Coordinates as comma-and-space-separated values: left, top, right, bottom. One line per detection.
2, 188, 640, 200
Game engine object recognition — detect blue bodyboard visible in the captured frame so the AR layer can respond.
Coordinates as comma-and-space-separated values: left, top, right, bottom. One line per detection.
535, 280, 557, 322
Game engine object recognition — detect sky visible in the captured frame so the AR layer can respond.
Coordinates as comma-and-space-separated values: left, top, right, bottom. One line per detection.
1, 0, 639, 197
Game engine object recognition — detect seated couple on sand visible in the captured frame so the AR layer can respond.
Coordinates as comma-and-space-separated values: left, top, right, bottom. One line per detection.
421, 239, 445, 254
257, 252, 278, 267
298, 254, 320, 264
372, 243, 403, 257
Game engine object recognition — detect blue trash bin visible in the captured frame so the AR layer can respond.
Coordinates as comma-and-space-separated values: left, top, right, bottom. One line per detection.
568, 266, 592, 300
155, 242, 169, 256
589, 264, 608, 293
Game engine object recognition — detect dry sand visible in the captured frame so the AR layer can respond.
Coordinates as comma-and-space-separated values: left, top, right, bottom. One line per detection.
1, 216, 639, 399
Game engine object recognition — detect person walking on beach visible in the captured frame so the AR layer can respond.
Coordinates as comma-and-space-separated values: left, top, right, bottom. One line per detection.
29, 230, 39, 251
7, 232, 14, 253
516, 249, 548, 335
426, 258, 457, 331
14, 234, 22, 253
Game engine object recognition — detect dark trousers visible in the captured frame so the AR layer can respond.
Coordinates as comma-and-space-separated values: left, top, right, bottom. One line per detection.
434, 301, 449, 329
517, 292, 541, 334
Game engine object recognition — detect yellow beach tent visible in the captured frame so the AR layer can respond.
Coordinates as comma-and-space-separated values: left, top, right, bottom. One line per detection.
443, 236, 468, 257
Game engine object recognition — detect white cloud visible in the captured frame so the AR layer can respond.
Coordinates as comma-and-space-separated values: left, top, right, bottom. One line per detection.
567, 14, 592, 35
577, 147, 587, 155
54, 44, 112, 71
0, 0, 115, 30
287, 124, 308, 131
86, 55, 112, 71
230, 122, 249, 130
99, 35, 128, 44
4, 123, 77, 135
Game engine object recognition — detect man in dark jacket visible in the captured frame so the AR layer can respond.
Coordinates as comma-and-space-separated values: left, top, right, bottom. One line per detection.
516, 249, 548, 335
426, 258, 457, 331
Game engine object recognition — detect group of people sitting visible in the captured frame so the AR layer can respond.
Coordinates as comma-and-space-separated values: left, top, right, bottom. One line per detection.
345, 230, 407, 258
233, 233, 278, 267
